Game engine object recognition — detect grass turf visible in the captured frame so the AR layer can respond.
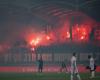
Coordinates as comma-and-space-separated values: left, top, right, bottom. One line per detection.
0, 72, 100, 80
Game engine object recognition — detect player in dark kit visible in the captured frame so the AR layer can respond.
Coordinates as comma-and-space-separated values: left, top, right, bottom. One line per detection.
60, 61, 67, 72
38, 56, 43, 72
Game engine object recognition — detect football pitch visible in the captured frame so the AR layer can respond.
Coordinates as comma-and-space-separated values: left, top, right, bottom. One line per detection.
0, 72, 100, 80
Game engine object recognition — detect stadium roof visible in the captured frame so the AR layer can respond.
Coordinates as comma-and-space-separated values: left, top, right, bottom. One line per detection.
0, 0, 100, 22
29, 0, 100, 22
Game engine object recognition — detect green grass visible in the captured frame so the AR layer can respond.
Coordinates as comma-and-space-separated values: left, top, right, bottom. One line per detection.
0, 72, 100, 80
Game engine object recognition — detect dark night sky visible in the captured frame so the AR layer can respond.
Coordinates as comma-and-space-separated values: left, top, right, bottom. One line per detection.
0, 0, 100, 45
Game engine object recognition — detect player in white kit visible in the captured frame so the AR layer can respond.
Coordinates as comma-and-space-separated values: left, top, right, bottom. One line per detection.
88, 55, 95, 78
70, 52, 81, 80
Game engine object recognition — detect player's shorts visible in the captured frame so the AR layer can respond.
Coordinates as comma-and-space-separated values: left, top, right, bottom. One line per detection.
86, 65, 96, 71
